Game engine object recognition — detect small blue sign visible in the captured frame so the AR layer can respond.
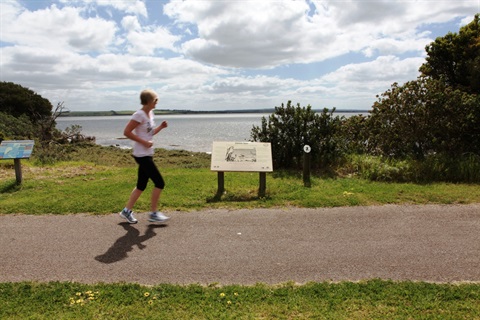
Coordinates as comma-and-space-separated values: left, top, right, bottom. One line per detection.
0, 140, 35, 159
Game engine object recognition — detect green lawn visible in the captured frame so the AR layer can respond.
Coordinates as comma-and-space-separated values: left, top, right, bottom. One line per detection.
1, 280, 479, 319
1, 163, 480, 214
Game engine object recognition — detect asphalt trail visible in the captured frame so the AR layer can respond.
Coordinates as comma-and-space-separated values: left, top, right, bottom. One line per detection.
1, 204, 479, 285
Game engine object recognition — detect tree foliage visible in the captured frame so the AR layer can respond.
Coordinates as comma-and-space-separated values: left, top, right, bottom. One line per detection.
420, 14, 480, 94
251, 101, 341, 169
0, 112, 36, 142
365, 77, 480, 159
357, 14, 480, 160
0, 82, 94, 163
0, 82, 53, 123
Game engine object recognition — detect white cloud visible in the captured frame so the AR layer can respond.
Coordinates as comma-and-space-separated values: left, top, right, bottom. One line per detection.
0, 0, 478, 111
121, 14, 182, 56
165, 0, 478, 69
321, 56, 424, 88
165, 0, 317, 68
59, 0, 148, 17
1, 3, 117, 53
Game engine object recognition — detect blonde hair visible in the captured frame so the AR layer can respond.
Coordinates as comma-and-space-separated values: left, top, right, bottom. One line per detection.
140, 89, 158, 105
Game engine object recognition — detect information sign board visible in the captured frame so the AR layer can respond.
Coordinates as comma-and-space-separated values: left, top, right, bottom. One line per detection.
0, 140, 35, 159
211, 141, 273, 172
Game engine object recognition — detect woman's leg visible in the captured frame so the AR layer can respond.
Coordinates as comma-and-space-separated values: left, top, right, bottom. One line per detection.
125, 187, 143, 210
150, 187, 162, 212
125, 156, 150, 210
140, 157, 165, 212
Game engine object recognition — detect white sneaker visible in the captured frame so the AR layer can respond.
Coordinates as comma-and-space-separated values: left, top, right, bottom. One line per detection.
119, 208, 138, 224
149, 212, 170, 223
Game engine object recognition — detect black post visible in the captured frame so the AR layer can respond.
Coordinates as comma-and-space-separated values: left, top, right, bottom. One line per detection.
217, 171, 225, 195
303, 152, 311, 188
259, 172, 266, 197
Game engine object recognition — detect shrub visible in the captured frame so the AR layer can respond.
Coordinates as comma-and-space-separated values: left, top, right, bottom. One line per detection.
0, 112, 36, 142
364, 77, 480, 159
250, 101, 342, 169
342, 153, 480, 183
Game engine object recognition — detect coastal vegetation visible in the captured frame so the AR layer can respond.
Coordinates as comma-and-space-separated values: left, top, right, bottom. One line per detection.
251, 14, 480, 182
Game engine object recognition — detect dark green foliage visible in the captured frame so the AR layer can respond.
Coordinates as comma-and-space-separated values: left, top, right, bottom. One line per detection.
0, 82, 56, 145
250, 101, 342, 169
343, 14, 480, 167
0, 82, 95, 163
0, 81, 53, 123
0, 112, 36, 141
337, 114, 369, 155
364, 77, 480, 159
420, 14, 480, 94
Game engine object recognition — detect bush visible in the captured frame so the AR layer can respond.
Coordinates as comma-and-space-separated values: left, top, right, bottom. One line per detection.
0, 112, 37, 142
0, 82, 52, 123
337, 114, 369, 155
32, 142, 71, 165
343, 154, 413, 182
364, 77, 480, 159
250, 101, 342, 169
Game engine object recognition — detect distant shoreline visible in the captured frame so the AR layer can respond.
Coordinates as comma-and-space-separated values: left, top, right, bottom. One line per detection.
57, 109, 370, 117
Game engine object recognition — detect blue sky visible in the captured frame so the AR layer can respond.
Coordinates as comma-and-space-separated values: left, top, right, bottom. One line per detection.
1, 0, 479, 111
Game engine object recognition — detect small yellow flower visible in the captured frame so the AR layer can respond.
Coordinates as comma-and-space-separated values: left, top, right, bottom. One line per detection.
76, 299, 84, 304
234, 292, 239, 296
144, 292, 150, 297
76, 292, 82, 296
227, 300, 232, 305
88, 296, 95, 301
148, 300, 153, 305
86, 290, 92, 294
219, 292, 226, 297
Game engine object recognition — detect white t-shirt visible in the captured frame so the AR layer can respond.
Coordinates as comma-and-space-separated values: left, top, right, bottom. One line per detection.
131, 109, 155, 157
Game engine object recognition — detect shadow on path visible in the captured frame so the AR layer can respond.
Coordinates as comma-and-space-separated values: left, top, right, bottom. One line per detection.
95, 223, 166, 264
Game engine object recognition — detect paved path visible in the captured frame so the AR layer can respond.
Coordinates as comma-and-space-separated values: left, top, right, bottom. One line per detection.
1, 204, 479, 285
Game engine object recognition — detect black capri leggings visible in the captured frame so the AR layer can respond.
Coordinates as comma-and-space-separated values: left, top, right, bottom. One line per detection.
133, 156, 165, 191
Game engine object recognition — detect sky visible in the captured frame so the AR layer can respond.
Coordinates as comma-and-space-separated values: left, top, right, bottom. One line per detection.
1, 0, 479, 112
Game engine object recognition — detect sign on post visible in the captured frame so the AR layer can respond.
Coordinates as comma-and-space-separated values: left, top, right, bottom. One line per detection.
211, 141, 273, 197
0, 140, 35, 184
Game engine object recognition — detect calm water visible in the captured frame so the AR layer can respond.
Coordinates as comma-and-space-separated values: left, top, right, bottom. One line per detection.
56, 112, 362, 153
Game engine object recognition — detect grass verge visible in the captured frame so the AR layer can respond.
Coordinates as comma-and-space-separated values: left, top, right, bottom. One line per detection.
1, 161, 480, 214
1, 280, 480, 319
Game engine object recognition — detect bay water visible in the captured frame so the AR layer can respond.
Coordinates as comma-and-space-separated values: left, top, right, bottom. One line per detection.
56, 112, 362, 153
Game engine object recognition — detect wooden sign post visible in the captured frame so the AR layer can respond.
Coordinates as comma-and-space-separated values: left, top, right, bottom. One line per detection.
211, 141, 273, 198
0, 140, 35, 184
